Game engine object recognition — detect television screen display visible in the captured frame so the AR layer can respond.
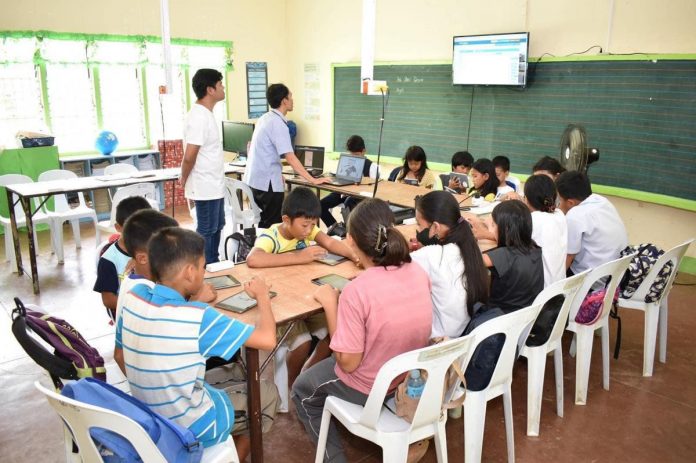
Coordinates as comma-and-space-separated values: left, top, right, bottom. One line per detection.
222, 121, 254, 154
452, 32, 529, 86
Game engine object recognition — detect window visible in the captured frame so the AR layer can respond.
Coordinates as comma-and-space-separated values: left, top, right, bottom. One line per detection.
0, 32, 232, 153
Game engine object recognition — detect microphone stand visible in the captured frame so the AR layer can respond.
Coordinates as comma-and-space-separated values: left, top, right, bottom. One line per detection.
372, 87, 388, 198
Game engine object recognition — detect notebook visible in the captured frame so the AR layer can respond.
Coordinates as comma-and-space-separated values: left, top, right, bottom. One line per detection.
329, 154, 365, 186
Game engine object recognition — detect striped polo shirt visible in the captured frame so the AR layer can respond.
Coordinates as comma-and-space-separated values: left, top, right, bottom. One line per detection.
115, 283, 253, 447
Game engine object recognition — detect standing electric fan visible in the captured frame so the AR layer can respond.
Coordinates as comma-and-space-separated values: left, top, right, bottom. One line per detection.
559, 124, 600, 174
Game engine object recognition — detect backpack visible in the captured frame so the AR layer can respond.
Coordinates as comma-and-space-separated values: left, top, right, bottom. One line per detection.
11, 297, 106, 389
461, 303, 506, 391
62, 378, 203, 463
619, 243, 674, 302
224, 227, 257, 263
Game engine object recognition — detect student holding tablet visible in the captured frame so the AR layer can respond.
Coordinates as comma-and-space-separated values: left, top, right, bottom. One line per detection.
292, 198, 432, 463
395, 145, 437, 188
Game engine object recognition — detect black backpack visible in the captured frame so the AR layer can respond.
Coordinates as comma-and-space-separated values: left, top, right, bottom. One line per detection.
461, 303, 506, 391
224, 227, 257, 263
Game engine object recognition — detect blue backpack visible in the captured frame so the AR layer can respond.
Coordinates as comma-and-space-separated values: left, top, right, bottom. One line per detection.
62, 378, 203, 463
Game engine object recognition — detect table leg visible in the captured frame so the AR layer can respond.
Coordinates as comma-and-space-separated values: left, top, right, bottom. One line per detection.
6, 191, 23, 275
246, 347, 264, 463
20, 197, 40, 294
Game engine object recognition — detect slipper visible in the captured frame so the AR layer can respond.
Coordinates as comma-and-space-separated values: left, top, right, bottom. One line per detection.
407, 438, 430, 463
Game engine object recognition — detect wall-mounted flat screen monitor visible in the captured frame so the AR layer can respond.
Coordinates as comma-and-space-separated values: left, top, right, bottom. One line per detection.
452, 32, 529, 86
222, 121, 254, 154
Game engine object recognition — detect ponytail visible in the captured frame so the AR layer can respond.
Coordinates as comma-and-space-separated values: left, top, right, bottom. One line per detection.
524, 174, 557, 213
348, 199, 411, 267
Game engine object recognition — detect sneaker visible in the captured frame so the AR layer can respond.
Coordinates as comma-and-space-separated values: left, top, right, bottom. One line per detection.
327, 222, 347, 238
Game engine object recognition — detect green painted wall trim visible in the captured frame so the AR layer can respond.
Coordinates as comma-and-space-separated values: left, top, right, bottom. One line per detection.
141, 67, 152, 147
1, 30, 232, 48
590, 185, 696, 212
38, 63, 52, 132
680, 256, 696, 275
92, 67, 103, 128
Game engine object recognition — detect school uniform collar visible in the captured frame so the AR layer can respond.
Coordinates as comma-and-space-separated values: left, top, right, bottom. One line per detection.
151, 283, 186, 302
270, 108, 288, 122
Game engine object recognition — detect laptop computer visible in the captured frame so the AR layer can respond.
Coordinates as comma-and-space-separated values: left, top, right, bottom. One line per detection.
294, 145, 325, 177
329, 153, 366, 186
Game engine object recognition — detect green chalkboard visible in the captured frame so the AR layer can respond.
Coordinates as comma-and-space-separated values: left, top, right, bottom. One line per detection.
334, 60, 696, 201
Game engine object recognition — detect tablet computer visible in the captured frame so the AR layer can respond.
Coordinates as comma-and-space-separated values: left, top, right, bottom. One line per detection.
311, 274, 353, 292
215, 290, 277, 313
204, 275, 241, 290
449, 172, 469, 188
403, 178, 419, 186
316, 252, 348, 266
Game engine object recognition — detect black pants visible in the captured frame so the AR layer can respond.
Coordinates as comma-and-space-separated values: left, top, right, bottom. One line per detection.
252, 182, 284, 229
320, 193, 361, 227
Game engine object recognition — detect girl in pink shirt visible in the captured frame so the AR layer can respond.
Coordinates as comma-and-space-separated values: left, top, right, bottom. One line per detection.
292, 198, 432, 463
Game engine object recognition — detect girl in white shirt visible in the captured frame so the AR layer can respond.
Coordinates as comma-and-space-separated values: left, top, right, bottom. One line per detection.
411, 191, 490, 338
524, 174, 568, 286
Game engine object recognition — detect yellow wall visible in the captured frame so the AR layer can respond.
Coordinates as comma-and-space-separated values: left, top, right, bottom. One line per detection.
2, 0, 695, 261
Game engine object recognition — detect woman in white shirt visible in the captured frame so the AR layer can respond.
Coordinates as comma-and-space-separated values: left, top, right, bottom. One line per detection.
411, 191, 490, 338
524, 174, 568, 286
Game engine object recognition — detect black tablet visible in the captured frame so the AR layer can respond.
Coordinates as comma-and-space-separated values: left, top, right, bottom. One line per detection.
216, 291, 277, 313
316, 252, 348, 266
204, 275, 242, 290
311, 274, 353, 292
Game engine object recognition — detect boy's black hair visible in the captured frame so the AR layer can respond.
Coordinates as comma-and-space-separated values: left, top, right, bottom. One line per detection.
191, 69, 223, 100
281, 187, 321, 220
115, 196, 152, 227
148, 227, 205, 282
346, 135, 366, 153
122, 209, 179, 256
451, 151, 474, 169
556, 171, 592, 201
266, 83, 290, 109
532, 156, 566, 176
492, 155, 511, 172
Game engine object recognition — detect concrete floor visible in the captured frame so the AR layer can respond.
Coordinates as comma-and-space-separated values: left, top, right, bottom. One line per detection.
1, 208, 695, 462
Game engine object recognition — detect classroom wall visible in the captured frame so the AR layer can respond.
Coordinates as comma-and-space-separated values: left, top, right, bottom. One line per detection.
0, 0, 288, 123
283, 0, 696, 264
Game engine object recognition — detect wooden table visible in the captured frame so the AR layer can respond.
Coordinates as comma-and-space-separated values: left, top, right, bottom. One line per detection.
285, 176, 472, 209
206, 256, 362, 463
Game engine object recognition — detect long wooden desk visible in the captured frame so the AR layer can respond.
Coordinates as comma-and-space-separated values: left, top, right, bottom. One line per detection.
285, 176, 472, 209
207, 257, 362, 463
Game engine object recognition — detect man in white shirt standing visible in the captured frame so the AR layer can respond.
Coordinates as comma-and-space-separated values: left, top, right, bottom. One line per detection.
244, 83, 329, 228
556, 171, 628, 275
181, 69, 226, 264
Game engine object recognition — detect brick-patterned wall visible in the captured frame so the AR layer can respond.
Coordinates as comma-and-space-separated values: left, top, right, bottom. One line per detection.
158, 139, 186, 207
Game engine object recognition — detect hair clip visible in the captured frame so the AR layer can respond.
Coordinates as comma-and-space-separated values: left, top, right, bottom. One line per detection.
374, 224, 388, 255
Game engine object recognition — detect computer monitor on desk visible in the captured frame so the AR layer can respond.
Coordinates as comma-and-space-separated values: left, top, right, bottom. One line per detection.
222, 121, 254, 157
294, 145, 325, 176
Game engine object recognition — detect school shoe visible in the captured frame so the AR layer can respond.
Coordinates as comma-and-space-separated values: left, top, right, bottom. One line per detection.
327, 222, 347, 238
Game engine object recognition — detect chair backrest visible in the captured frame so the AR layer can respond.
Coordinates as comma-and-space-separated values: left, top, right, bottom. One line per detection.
388, 166, 401, 182
108, 185, 159, 226
568, 254, 635, 325
224, 178, 261, 228
38, 169, 88, 211
0, 173, 34, 220
628, 239, 693, 305
35, 381, 168, 463
465, 303, 542, 392
104, 163, 138, 176
526, 270, 589, 348
358, 335, 476, 430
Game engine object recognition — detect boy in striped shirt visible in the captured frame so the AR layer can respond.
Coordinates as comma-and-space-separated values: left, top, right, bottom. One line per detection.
115, 227, 277, 460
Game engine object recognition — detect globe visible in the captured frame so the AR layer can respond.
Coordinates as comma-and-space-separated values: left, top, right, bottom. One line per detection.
95, 131, 119, 155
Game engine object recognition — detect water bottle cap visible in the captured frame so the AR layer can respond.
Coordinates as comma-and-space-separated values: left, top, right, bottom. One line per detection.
410, 370, 420, 379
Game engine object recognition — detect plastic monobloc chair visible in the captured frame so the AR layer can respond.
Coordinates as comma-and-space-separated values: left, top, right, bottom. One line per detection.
617, 239, 694, 376
519, 271, 588, 436
566, 254, 634, 405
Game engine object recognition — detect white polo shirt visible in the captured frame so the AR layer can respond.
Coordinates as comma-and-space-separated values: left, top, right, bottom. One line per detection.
243, 109, 293, 192
566, 194, 628, 274
532, 209, 568, 286
183, 104, 225, 200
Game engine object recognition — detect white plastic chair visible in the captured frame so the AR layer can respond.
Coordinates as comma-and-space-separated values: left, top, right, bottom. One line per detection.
314, 335, 476, 463
0, 174, 57, 264
519, 271, 588, 436
456, 303, 542, 463
566, 254, 634, 405
617, 239, 694, 376
104, 163, 138, 200
38, 169, 100, 263
220, 178, 261, 260
35, 381, 239, 463
96, 184, 159, 236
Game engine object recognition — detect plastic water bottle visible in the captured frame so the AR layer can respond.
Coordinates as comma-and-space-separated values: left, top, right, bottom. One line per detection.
406, 370, 425, 398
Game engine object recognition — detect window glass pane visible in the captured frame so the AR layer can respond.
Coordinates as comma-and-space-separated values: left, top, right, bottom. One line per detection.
146, 65, 186, 140
99, 65, 146, 148
0, 63, 47, 147
92, 41, 144, 65
45, 64, 97, 152
42, 39, 87, 64
0, 37, 37, 63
